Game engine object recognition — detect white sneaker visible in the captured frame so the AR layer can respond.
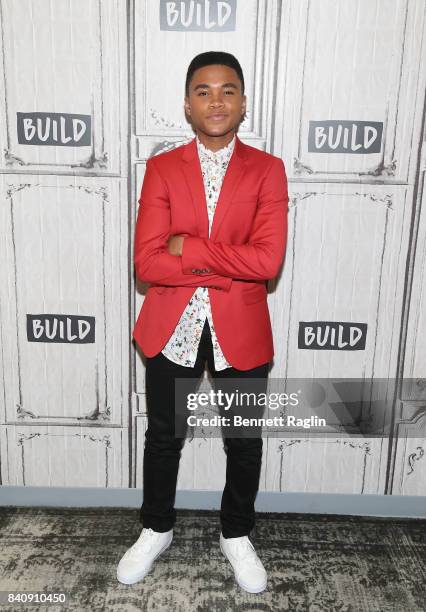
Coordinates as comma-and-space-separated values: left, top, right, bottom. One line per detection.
117, 527, 173, 585
220, 533, 267, 593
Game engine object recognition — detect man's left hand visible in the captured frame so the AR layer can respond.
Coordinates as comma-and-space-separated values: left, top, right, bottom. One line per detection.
167, 235, 185, 256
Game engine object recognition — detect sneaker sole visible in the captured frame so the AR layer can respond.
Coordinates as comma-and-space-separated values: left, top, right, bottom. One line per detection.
220, 540, 267, 594
117, 537, 173, 585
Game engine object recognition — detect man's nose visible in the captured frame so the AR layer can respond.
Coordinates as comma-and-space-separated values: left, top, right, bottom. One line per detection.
209, 93, 225, 106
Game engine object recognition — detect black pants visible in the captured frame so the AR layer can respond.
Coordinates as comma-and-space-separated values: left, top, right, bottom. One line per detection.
140, 318, 269, 538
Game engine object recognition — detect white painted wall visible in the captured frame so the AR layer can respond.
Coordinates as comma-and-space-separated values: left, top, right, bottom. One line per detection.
0, 0, 425, 497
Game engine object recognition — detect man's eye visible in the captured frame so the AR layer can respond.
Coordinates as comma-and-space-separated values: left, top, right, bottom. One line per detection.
224, 90, 234, 95
197, 91, 208, 96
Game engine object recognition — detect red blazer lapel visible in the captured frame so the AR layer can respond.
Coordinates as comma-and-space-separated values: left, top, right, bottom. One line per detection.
181, 134, 248, 241
181, 138, 209, 238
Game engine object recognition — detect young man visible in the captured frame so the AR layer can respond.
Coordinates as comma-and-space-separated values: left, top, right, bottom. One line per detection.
117, 52, 288, 594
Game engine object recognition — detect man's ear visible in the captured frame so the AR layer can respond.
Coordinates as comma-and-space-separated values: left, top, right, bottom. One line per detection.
184, 97, 190, 117
241, 95, 247, 119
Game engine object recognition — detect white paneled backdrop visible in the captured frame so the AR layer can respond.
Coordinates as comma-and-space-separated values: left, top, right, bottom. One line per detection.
0, 0, 425, 499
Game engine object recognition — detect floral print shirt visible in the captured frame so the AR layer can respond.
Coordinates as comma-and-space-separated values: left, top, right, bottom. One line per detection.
161, 134, 236, 370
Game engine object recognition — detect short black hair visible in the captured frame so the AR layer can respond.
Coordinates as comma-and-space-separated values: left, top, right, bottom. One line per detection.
185, 51, 245, 96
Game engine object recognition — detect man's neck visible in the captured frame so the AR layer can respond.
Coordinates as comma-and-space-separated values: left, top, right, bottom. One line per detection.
195, 130, 236, 152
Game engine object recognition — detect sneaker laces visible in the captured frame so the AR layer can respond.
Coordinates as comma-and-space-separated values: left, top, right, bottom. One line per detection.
127, 528, 158, 558
231, 537, 263, 568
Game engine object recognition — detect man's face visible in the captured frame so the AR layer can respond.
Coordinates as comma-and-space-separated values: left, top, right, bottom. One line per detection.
184, 64, 246, 137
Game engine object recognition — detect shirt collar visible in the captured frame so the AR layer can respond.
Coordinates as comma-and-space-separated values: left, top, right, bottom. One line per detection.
196, 133, 236, 164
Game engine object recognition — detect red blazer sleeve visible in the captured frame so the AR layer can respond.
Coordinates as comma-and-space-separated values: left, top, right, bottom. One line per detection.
181, 157, 288, 281
134, 157, 232, 291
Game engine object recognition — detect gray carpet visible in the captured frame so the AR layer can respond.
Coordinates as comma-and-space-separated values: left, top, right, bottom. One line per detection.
0, 507, 425, 611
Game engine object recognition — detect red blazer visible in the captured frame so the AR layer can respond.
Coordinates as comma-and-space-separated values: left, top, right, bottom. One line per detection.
133, 134, 288, 370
